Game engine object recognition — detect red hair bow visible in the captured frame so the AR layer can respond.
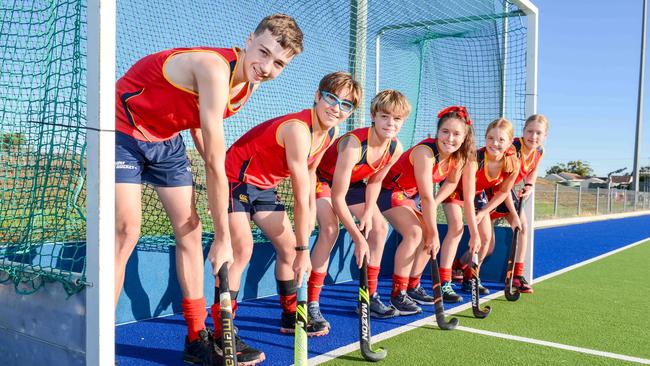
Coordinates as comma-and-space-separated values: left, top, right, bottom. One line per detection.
437, 106, 472, 125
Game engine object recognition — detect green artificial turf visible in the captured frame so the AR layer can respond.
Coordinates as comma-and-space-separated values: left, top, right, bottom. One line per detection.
325, 240, 650, 365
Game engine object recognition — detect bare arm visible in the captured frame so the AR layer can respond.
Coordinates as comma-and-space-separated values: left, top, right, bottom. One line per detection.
330, 137, 368, 267
281, 122, 314, 284
412, 146, 439, 254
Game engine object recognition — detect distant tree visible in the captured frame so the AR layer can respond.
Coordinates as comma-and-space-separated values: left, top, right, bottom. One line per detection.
546, 163, 567, 175
567, 160, 594, 177
546, 160, 594, 177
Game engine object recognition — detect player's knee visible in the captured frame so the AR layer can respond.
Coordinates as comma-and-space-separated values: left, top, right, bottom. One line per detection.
115, 221, 141, 246
275, 245, 294, 266
401, 228, 422, 247
319, 222, 340, 243
233, 243, 254, 263
370, 219, 389, 240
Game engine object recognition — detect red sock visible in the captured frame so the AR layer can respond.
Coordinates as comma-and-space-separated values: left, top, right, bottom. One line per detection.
211, 298, 238, 339
280, 294, 297, 314
307, 271, 327, 302
367, 266, 380, 295
439, 267, 452, 283
514, 262, 525, 277
464, 265, 473, 281
181, 297, 207, 342
452, 258, 463, 270
391, 274, 409, 297
407, 275, 421, 290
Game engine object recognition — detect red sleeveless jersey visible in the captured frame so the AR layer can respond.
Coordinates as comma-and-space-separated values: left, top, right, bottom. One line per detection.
115, 47, 254, 142
450, 147, 511, 201
512, 137, 544, 184
381, 138, 455, 196
225, 109, 338, 189
317, 127, 398, 183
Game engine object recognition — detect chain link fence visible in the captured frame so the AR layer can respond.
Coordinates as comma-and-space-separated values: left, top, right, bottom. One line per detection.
535, 184, 650, 220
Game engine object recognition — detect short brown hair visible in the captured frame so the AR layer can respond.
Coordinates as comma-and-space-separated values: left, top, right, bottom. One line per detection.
254, 14, 304, 56
370, 90, 411, 118
318, 71, 363, 109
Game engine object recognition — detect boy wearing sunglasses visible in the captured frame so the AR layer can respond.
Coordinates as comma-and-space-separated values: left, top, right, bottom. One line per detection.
211, 72, 361, 349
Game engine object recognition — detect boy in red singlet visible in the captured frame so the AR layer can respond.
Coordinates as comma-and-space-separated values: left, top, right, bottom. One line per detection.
114, 14, 303, 365
211, 72, 362, 357
306, 90, 410, 331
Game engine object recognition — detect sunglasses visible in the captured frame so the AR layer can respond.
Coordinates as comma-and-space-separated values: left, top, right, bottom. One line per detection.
319, 90, 355, 113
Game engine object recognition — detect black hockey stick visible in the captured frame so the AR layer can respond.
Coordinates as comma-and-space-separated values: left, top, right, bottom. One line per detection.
294, 274, 308, 366
217, 263, 237, 366
429, 255, 458, 330
470, 253, 491, 318
504, 198, 525, 302
359, 260, 387, 362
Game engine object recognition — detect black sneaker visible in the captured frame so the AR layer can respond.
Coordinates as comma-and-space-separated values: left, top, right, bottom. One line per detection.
461, 279, 490, 295
441, 281, 463, 303
183, 329, 215, 365
279, 311, 329, 336
407, 284, 436, 305
307, 301, 330, 336
214, 330, 266, 366
390, 290, 422, 315
355, 292, 399, 318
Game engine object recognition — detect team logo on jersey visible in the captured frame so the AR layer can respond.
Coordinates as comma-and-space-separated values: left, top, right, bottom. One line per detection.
316, 182, 323, 193
239, 194, 249, 203
396, 193, 404, 201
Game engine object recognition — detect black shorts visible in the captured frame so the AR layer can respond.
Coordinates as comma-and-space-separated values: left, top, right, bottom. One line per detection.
228, 182, 285, 215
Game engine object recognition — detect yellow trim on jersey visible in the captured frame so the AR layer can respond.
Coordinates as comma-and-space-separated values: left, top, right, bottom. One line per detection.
161, 47, 251, 115
409, 144, 444, 176
519, 137, 538, 172
483, 151, 502, 182
365, 127, 393, 172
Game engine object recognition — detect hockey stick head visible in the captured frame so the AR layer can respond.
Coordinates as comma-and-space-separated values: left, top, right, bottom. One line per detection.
504, 284, 521, 301
360, 342, 387, 362
471, 254, 491, 319
435, 312, 459, 330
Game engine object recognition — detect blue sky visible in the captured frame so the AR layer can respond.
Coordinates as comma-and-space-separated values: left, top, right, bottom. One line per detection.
536, 0, 650, 176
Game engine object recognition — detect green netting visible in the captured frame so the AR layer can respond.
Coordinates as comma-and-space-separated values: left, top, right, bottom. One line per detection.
117, 0, 530, 254
0, 0, 531, 294
1, 0, 87, 294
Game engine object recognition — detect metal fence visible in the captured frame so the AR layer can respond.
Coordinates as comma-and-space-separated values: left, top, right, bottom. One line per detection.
535, 184, 650, 220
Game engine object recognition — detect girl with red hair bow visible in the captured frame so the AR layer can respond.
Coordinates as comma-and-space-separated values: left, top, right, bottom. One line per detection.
375, 106, 477, 315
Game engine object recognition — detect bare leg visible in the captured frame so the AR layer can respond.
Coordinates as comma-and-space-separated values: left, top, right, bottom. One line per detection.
228, 211, 253, 291
309, 199, 340, 273
156, 186, 204, 299
115, 183, 142, 306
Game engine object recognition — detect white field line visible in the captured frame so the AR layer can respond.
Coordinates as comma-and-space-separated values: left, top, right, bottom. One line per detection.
535, 211, 650, 229
309, 236, 650, 365
456, 326, 650, 365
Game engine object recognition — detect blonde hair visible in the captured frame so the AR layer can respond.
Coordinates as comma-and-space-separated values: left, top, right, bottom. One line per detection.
318, 71, 363, 108
370, 90, 412, 119
254, 14, 304, 56
437, 110, 476, 167
524, 114, 549, 133
486, 118, 517, 174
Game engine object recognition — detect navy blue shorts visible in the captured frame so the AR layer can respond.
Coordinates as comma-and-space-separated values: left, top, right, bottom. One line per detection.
228, 182, 285, 215
490, 188, 521, 219
115, 132, 193, 187
315, 178, 367, 206
377, 188, 420, 213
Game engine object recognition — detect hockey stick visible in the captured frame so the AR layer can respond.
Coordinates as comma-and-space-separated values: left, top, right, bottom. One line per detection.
429, 255, 458, 330
359, 260, 387, 362
470, 253, 491, 318
504, 198, 525, 302
217, 263, 237, 366
294, 274, 308, 366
